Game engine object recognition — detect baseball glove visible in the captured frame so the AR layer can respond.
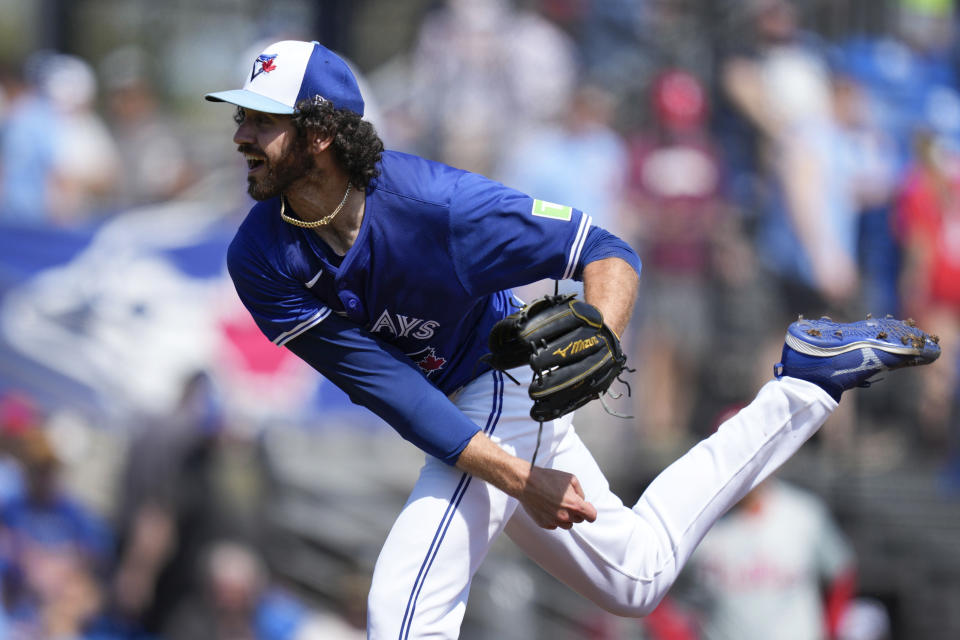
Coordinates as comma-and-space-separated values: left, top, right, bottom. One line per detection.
483, 293, 630, 422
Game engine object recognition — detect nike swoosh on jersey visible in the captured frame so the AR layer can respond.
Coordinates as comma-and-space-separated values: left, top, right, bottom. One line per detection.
273, 307, 331, 346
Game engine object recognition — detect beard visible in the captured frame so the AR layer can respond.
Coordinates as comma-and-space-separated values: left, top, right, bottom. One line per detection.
241, 136, 314, 201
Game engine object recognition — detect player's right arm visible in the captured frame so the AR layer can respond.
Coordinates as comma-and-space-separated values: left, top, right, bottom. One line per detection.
289, 319, 596, 529
283, 313, 479, 462
259, 295, 595, 528
455, 432, 597, 530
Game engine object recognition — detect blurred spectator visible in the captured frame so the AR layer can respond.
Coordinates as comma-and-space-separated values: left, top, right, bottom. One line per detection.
697, 217, 781, 436
719, 0, 860, 317
834, 2, 960, 165
496, 83, 628, 234
403, 0, 577, 174
893, 130, 960, 450
0, 427, 114, 639
897, 0, 955, 59
100, 46, 194, 208
0, 52, 119, 226
0, 60, 20, 118
575, 0, 655, 102
830, 74, 901, 317
0, 53, 61, 225
44, 53, 121, 223
301, 569, 368, 640
496, 82, 629, 302
164, 540, 341, 640
109, 370, 243, 637
653, 478, 857, 640
0, 391, 36, 637
624, 68, 725, 444
0, 392, 39, 505
836, 597, 892, 640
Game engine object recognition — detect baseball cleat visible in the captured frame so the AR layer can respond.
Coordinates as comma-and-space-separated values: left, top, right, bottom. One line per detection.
774, 315, 941, 400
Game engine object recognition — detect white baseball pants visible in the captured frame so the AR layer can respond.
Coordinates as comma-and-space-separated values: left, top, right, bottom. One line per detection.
366, 369, 837, 639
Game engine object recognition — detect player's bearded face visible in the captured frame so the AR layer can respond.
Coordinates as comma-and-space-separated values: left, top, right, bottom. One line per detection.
239, 133, 314, 201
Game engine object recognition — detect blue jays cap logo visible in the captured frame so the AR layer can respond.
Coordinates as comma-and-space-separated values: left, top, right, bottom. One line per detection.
250, 53, 278, 81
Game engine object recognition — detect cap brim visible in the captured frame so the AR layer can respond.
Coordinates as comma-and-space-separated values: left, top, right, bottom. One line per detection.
204, 89, 293, 114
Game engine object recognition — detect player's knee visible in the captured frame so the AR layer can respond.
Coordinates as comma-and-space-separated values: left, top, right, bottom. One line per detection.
598, 600, 658, 618
591, 583, 668, 618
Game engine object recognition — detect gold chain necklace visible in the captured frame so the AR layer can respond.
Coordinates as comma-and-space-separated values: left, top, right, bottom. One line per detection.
280, 183, 352, 229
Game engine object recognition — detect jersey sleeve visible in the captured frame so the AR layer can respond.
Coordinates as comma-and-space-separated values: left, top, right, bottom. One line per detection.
447, 171, 593, 297
285, 314, 481, 464
573, 225, 642, 280
227, 230, 330, 346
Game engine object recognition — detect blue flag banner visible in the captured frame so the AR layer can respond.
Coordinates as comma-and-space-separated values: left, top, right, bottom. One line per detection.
0, 203, 372, 430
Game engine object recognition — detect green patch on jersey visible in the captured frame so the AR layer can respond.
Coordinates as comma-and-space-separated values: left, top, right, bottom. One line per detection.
531, 199, 573, 221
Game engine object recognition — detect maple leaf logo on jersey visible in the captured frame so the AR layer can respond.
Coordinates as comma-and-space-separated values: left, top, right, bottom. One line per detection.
251, 53, 278, 81
407, 347, 447, 376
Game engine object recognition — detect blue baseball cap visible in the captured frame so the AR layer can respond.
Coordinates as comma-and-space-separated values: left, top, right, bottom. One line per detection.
205, 40, 364, 116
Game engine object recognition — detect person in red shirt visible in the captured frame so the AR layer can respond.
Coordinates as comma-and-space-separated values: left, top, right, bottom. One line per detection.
894, 130, 960, 449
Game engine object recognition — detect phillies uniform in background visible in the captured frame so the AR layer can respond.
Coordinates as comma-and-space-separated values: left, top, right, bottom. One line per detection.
678, 479, 856, 640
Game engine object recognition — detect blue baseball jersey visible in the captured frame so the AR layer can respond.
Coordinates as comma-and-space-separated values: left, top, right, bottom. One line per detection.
228, 150, 594, 396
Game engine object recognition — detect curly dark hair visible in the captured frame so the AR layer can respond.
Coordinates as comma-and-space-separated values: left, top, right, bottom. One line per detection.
291, 97, 383, 190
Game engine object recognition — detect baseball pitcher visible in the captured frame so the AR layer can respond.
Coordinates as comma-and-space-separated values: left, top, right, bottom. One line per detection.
206, 40, 940, 639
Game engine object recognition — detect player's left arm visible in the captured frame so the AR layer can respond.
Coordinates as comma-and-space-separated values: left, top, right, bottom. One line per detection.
572, 222, 641, 338
581, 255, 639, 339
447, 172, 641, 297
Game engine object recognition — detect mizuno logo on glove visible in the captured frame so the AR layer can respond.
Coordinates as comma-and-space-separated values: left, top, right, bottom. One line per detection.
554, 336, 600, 358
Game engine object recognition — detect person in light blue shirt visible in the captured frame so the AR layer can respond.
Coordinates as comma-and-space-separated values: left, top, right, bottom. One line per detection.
0, 77, 60, 224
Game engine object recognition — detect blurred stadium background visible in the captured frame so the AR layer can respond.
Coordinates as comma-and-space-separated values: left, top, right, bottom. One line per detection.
0, 0, 959, 638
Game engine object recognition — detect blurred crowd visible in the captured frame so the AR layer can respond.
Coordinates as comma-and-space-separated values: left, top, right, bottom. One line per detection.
0, 380, 368, 640
0, 46, 195, 226
374, 0, 960, 474
1, 0, 960, 637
